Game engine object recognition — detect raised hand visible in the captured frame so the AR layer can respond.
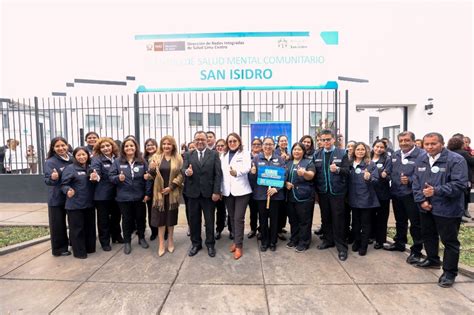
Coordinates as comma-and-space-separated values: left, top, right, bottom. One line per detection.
185, 164, 193, 177
90, 169, 99, 181
423, 182, 434, 198
250, 163, 257, 175
400, 172, 409, 185
229, 166, 237, 177
363, 169, 371, 181
67, 188, 75, 198
329, 162, 338, 173
296, 166, 305, 177
51, 168, 59, 180
119, 171, 125, 182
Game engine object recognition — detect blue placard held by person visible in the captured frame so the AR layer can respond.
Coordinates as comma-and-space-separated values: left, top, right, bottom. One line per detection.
257, 165, 285, 188
251, 122, 292, 146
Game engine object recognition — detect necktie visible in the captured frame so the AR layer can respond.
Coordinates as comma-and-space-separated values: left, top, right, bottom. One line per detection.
199, 151, 203, 162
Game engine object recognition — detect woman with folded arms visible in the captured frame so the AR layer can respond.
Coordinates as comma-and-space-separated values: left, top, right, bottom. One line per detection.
91, 137, 123, 251
44, 137, 73, 257
285, 142, 316, 252
149, 135, 183, 256
221, 133, 252, 259
61, 147, 96, 259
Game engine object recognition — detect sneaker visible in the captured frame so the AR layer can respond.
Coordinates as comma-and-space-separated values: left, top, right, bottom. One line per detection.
286, 241, 296, 249
295, 245, 306, 253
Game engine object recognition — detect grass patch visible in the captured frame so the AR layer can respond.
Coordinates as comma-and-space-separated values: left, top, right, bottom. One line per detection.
387, 225, 474, 267
0, 226, 50, 248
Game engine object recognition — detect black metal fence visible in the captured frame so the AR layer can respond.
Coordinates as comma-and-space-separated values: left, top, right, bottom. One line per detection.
0, 89, 348, 175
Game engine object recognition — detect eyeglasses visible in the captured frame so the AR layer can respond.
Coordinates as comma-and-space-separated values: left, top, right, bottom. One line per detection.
228, 140, 238, 144
320, 138, 332, 142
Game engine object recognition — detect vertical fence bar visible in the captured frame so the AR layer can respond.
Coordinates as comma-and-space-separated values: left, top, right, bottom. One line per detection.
34, 97, 44, 174
345, 90, 349, 144
134, 93, 140, 145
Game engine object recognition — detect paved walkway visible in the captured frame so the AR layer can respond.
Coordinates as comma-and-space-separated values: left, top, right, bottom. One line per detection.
1, 204, 473, 314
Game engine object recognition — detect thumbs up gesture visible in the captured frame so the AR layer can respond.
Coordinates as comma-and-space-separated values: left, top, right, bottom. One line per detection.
51, 168, 59, 180
149, 160, 157, 171
423, 182, 434, 197
90, 169, 99, 181
296, 166, 305, 177
119, 171, 125, 182
185, 164, 193, 177
363, 168, 371, 181
381, 170, 387, 179
229, 166, 237, 177
144, 171, 152, 180
250, 163, 257, 175
329, 162, 338, 173
67, 188, 75, 198
400, 172, 409, 185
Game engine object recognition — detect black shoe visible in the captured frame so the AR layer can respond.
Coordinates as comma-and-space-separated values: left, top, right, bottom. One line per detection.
415, 259, 442, 269
124, 243, 132, 255
215, 231, 222, 240
112, 236, 125, 244
102, 245, 112, 252
75, 255, 87, 259
438, 273, 456, 288
286, 241, 296, 249
188, 245, 202, 256
314, 227, 323, 235
338, 251, 348, 261
138, 238, 149, 249
150, 234, 157, 241
295, 245, 306, 253
257, 232, 262, 240
406, 253, 423, 265
269, 244, 276, 252
358, 249, 367, 256
317, 242, 335, 250
260, 245, 268, 252
53, 250, 71, 257
229, 232, 234, 240
247, 230, 256, 239
374, 242, 383, 250
464, 209, 472, 218
383, 243, 405, 252
352, 242, 360, 252
208, 247, 216, 257
277, 233, 287, 241
368, 238, 374, 245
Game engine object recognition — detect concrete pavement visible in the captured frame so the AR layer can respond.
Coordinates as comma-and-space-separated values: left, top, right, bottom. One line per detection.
1, 204, 473, 314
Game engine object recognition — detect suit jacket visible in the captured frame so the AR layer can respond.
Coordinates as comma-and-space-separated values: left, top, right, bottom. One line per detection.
182, 149, 223, 198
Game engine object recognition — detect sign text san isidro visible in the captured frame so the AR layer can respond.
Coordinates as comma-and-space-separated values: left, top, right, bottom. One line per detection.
135, 31, 339, 91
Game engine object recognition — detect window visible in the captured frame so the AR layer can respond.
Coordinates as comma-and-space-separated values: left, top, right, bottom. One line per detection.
106, 115, 122, 129
241, 111, 255, 125
85, 114, 101, 129
156, 114, 170, 128
2, 113, 9, 129
139, 113, 150, 128
309, 111, 322, 137
327, 112, 335, 128
208, 113, 221, 127
189, 112, 203, 126
259, 112, 272, 122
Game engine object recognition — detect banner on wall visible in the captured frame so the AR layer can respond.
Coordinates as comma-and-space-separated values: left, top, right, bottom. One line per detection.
134, 31, 339, 91
250, 121, 292, 145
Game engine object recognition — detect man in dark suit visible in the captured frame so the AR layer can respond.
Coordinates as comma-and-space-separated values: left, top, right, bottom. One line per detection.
182, 131, 223, 257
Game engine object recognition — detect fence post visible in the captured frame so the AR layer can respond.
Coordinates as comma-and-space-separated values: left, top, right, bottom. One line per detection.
79, 128, 85, 146
134, 93, 140, 144
334, 89, 338, 137
238, 90, 242, 137
34, 97, 44, 174
345, 90, 349, 145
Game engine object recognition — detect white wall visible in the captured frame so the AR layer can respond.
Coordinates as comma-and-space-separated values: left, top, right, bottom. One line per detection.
1, 0, 472, 143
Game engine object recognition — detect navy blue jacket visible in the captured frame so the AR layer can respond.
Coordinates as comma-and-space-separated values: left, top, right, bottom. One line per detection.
44, 154, 73, 207
109, 158, 152, 202
90, 155, 116, 201
413, 148, 468, 218
348, 160, 380, 209
61, 163, 95, 210
275, 147, 289, 158
286, 158, 315, 202
390, 146, 425, 197
312, 147, 349, 196
249, 153, 286, 201
372, 153, 393, 201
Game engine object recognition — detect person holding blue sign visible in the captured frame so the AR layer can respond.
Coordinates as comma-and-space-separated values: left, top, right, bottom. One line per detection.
412, 132, 468, 288
348, 142, 380, 256
249, 137, 286, 252
220, 133, 252, 260
312, 129, 350, 261
285, 143, 316, 252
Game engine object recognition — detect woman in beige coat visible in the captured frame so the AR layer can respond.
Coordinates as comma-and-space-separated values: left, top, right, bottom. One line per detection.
149, 135, 183, 256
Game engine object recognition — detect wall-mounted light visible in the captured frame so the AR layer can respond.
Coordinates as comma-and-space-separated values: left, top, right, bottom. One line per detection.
424, 98, 434, 116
